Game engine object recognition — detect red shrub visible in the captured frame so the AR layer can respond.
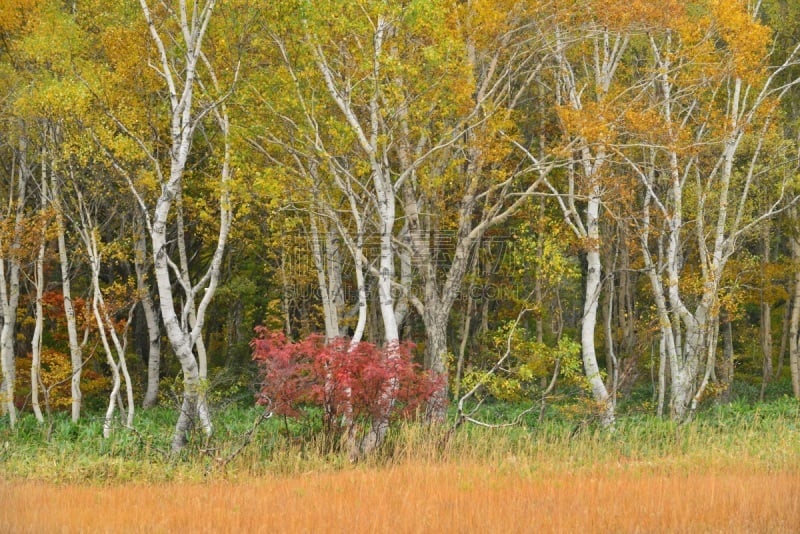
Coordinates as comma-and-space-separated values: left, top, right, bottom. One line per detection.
251, 328, 441, 434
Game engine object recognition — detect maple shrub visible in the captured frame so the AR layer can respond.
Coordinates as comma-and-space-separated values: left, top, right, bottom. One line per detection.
251, 327, 441, 440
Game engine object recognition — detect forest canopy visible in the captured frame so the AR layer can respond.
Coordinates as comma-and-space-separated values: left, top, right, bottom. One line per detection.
2, 0, 800, 451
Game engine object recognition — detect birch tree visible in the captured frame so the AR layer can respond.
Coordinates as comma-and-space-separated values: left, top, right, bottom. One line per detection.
531, 1, 658, 426
263, 1, 562, 429
49, 130, 85, 423
0, 131, 31, 428
73, 193, 136, 437
105, 0, 236, 450
624, 0, 800, 419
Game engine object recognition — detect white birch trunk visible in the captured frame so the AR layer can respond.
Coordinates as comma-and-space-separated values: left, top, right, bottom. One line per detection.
30, 233, 45, 424
326, 227, 346, 337
76, 204, 137, 436
315, 16, 400, 452
582, 192, 614, 426
30, 148, 48, 424
309, 209, 339, 342
50, 168, 83, 422
0, 135, 29, 428
541, 28, 626, 427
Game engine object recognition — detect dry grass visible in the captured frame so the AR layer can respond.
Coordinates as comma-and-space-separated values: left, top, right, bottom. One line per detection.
2, 402, 799, 531
1, 461, 798, 533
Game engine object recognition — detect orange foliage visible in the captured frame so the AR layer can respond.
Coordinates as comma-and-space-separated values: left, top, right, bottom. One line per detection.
586, 0, 686, 31
557, 102, 615, 145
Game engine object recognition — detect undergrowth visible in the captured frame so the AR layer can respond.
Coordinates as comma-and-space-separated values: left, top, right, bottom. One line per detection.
0, 397, 798, 484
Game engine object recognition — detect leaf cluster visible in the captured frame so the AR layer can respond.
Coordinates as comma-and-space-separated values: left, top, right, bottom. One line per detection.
251, 328, 441, 440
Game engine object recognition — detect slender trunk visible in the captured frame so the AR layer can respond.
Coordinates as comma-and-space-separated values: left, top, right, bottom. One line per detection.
657, 337, 666, 417
691, 314, 719, 415
759, 297, 773, 402
361, 170, 400, 454
582, 193, 614, 426
350, 237, 367, 345
176, 192, 210, 380
454, 284, 474, 399
789, 235, 800, 399
327, 227, 346, 337
101, 343, 121, 438
719, 311, 734, 403
603, 267, 618, 407
84, 236, 122, 438
136, 230, 162, 409
759, 227, 773, 401
136, 0, 224, 452
0, 136, 29, 428
279, 246, 293, 338
52, 169, 83, 422
30, 159, 48, 423
154, 214, 209, 449
309, 210, 338, 341
150, 161, 215, 450
776, 295, 791, 379
618, 233, 636, 360
30, 236, 45, 423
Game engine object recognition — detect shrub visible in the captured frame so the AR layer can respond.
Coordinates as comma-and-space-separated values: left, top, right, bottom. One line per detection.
251, 328, 440, 442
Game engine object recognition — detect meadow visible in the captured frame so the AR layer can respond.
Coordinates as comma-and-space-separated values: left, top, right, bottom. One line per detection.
1, 399, 799, 532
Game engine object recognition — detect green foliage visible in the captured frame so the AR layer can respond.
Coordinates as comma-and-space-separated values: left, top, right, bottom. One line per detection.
461, 319, 583, 404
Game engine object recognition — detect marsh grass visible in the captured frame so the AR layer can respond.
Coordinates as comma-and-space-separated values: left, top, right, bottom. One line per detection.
1, 464, 798, 533
1, 399, 799, 482
0, 399, 799, 532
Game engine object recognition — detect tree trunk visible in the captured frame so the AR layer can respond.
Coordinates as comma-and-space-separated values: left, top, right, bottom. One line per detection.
30, 149, 48, 424
789, 235, 800, 399
776, 295, 791, 380
309, 209, 339, 341
135, 0, 229, 452
454, 281, 475, 399
423, 314, 449, 421
657, 336, 666, 417
759, 226, 773, 401
719, 311, 734, 403
0, 135, 29, 428
30, 233, 45, 423
135, 230, 161, 409
582, 193, 614, 427
51, 168, 83, 422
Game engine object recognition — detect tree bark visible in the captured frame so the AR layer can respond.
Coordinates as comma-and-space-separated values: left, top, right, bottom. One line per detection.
135, 229, 161, 409
0, 134, 29, 428
30, 147, 48, 424
136, 0, 228, 452
51, 165, 83, 422
582, 192, 614, 426
789, 232, 800, 399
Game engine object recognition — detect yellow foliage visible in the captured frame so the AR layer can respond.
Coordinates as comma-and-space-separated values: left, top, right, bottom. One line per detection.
0, 0, 39, 34
16, 350, 109, 411
709, 0, 771, 82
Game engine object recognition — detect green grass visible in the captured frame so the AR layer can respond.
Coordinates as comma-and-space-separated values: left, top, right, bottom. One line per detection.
1, 397, 799, 484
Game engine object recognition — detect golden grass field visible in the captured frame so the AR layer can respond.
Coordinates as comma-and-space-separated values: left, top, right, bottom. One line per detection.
2, 461, 799, 533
